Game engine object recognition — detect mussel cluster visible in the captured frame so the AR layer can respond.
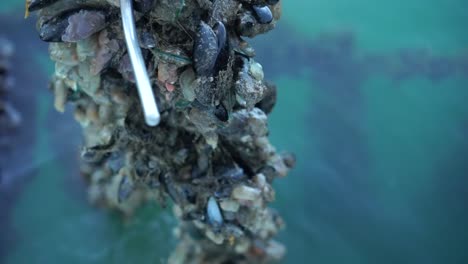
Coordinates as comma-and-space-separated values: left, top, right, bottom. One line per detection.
0, 38, 20, 133
29, 0, 293, 263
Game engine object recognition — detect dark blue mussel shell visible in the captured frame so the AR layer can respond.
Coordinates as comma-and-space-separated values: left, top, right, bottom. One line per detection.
193, 21, 220, 76
213, 21, 230, 73
133, 0, 156, 13
193, 21, 230, 77
39, 8, 116, 42
252, 5, 273, 24
28, 0, 60, 12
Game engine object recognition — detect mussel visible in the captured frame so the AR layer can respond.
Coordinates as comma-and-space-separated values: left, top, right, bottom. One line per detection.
252, 5, 273, 24
27, 0, 60, 12
193, 21, 230, 77
39, 8, 116, 42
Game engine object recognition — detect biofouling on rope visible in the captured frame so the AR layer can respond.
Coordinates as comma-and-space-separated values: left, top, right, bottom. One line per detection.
28, 0, 294, 263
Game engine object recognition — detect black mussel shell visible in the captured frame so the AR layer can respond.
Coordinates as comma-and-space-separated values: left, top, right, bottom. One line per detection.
28, 0, 60, 12
213, 21, 230, 73
139, 29, 157, 49
182, 187, 197, 204
193, 21, 230, 77
214, 21, 227, 50
133, 0, 156, 13
39, 11, 70, 42
219, 166, 245, 182
252, 5, 273, 24
193, 21, 219, 76
39, 8, 114, 43
214, 103, 229, 122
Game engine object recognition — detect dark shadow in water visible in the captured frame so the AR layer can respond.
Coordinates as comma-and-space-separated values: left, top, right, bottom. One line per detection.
255, 26, 468, 82
421, 121, 468, 263
0, 13, 81, 262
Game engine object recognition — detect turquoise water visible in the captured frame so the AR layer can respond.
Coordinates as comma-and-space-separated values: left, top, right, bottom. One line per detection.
1, 1, 468, 263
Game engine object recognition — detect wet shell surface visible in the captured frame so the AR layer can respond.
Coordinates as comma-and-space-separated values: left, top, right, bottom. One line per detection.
27, 0, 60, 12
39, 8, 112, 43
206, 196, 224, 227
252, 6, 273, 24
193, 21, 219, 77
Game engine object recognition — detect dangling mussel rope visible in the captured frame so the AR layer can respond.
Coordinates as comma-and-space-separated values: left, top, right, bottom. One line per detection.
27, 0, 294, 263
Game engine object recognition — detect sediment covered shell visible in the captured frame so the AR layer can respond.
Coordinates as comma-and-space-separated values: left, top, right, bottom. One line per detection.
234, 58, 267, 108
179, 67, 197, 101
255, 81, 277, 114
39, 8, 115, 43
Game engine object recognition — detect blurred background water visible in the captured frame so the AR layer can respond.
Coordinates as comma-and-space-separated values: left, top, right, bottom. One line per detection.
1, 0, 468, 263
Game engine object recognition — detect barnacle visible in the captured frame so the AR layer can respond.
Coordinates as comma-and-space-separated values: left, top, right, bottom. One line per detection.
31, 0, 293, 263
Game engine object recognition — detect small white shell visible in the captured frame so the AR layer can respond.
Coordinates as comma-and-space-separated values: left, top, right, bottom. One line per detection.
220, 199, 240, 212
232, 185, 261, 201
253, 173, 266, 188
249, 61, 264, 81
206, 229, 224, 245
